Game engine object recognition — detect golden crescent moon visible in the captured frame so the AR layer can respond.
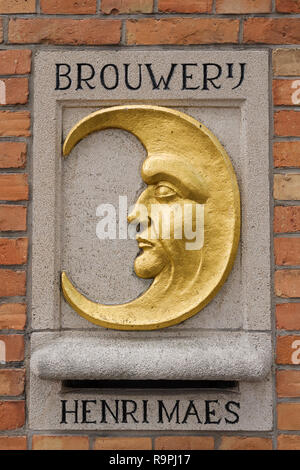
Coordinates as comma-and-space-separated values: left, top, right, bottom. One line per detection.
61, 105, 240, 330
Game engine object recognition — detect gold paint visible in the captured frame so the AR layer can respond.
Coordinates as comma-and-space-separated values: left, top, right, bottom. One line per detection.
61, 105, 240, 330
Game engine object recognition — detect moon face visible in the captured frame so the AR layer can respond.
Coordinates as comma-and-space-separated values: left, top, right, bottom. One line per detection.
61, 105, 240, 330
128, 158, 207, 281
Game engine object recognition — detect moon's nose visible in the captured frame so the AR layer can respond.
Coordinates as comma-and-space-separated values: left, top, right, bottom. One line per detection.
127, 210, 137, 224
127, 188, 150, 224
127, 210, 150, 233
128, 200, 152, 240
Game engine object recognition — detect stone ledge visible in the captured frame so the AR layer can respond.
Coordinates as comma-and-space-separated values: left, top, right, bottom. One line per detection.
31, 332, 271, 382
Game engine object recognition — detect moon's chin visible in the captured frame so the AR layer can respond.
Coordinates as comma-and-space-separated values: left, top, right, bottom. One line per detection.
134, 251, 166, 279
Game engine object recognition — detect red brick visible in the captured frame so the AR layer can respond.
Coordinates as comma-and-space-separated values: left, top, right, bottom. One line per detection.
278, 403, 300, 430
0, 369, 25, 396
244, 18, 300, 44
0, 78, 29, 106
275, 111, 300, 137
32, 435, 89, 450
275, 270, 300, 297
0, 175, 28, 201
0, 436, 27, 450
277, 370, 300, 397
273, 49, 300, 77
102, 0, 153, 14
274, 174, 300, 200
219, 436, 272, 450
277, 335, 300, 364
126, 18, 239, 45
276, 303, 300, 329
0, 111, 30, 137
94, 437, 152, 450
273, 80, 300, 106
0, 143, 26, 169
40, 0, 97, 14
275, 206, 300, 233
278, 434, 300, 450
276, 0, 300, 13
0, 401, 25, 430
216, 0, 271, 13
154, 436, 214, 450
158, 0, 212, 13
274, 206, 300, 233
8, 18, 121, 45
0, 206, 26, 232
274, 142, 300, 168
275, 238, 300, 266
0, 50, 31, 75
0, 0, 35, 13
0, 335, 24, 361
0, 238, 28, 265
0, 269, 26, 297
0, 303, 26, 330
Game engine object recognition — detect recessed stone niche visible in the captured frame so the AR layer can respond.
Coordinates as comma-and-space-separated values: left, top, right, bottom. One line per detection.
30, 50, 272, 431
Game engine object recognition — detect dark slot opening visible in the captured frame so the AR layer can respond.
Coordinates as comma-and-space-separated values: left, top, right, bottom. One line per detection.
62, 380, 238, 392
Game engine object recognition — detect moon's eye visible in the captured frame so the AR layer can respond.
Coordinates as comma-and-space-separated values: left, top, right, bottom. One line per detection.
154, 183, 177, 198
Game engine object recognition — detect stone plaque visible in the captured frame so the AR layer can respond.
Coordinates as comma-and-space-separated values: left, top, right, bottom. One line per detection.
30, 50, 271, 431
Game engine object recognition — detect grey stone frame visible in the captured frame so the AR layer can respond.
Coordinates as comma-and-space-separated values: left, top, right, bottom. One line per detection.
29, 50, 272, 431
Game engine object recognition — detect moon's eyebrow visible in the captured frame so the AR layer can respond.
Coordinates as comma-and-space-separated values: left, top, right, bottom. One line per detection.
141, 155, 209, 203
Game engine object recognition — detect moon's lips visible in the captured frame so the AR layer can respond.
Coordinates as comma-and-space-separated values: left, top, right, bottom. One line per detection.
61, 105, 240, 330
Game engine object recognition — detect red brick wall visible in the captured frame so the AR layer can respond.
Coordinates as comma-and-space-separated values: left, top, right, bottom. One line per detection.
0, 0, 300, 450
